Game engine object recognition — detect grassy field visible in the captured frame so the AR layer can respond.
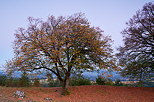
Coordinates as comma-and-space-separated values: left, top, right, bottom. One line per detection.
0, 85, 154, 102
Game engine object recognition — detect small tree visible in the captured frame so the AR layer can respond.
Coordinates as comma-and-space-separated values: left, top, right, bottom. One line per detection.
46, 72, 61, 87
19, 72, 30, 87
114, 79, 123, 86
33, 78, 40, 87
70, 75, 91, 86
96, 75, 113, 85
5, 77, 19, 87
96, 76, 106, 85
47, 78, 61, 87
0, 74, 7, 86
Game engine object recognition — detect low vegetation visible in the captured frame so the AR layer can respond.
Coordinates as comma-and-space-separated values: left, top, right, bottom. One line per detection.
1, 72, 154, 88
96, 76, 113, 85
70, 76, 92, 86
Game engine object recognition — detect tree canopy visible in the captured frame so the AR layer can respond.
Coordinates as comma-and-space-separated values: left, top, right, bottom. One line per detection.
116, 2, 154, 80
5, 13, 117, 94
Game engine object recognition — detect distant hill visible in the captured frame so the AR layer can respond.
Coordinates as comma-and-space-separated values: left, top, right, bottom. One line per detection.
0, 69, 127, 81
83, 70, 126, 81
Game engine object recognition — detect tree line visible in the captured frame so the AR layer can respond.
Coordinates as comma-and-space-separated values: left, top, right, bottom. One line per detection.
0, 71, 124, 88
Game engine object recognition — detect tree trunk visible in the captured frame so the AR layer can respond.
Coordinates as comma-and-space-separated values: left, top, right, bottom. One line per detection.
61, 79, 70, 95
139, 69, 143, 82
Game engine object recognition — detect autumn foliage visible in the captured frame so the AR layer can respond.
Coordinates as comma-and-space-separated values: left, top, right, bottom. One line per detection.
5, 13, 117, 95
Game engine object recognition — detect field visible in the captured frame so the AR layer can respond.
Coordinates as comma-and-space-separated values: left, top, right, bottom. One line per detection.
0, 85, 154, 102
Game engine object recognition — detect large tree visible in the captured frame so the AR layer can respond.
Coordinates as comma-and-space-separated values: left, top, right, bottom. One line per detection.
6, 13, 116, 94
117, 2, 154, 81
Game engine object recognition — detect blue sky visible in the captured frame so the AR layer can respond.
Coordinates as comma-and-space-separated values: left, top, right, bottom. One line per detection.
0, 0, 152, 68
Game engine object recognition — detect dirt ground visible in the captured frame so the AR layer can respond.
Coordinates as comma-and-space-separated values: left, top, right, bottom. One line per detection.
0, 85, 154, 102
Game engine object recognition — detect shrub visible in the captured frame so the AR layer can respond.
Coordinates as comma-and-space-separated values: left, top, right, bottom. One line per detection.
136, 81, 144, 87
33, 78, 40, 87
114, 79, 123, 86
48, 79, 61, 87
19, 73, 31, 87
5, 77, 20, 87
0, 75, 7, 86
61, 89, 71, 96
105, 78, 114, 85
96, 76, 106, 85
96, 76, 113, 85
1, 72, 31, 87
70, 77, 91, 86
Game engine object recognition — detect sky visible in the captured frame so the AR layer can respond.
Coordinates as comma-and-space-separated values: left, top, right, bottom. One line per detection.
0, 0, 152, 69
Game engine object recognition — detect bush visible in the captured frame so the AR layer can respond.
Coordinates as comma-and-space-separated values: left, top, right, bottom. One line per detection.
0, 72, 31, 87
5, 77, 20, 87
0, 75, 7, 86
142, 81, 154, 87
48, 79, 61, 87
19, 74, 31, 87
96, 76, 106, 85
33, 78, 40, 87
114, 79, 123, 86
105, 78, 114, 85
70, 77, 91, 86
96, 76, 113, 85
